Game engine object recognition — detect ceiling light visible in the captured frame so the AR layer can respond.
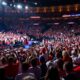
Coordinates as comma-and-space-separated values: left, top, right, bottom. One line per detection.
17, 4, 22, 9
25, 6, 28, 9
2, 1, 7, 6
34, 2, 37, 5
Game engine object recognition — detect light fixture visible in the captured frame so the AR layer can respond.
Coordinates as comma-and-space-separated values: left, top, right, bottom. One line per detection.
25, 6, 28, 10
34, 2, 37, 5
13, 4, 16, 7
10, 4, 13, 7
2, 1, 7, 6
54, 23, 59, 25
68, 22, 74, 24
17, 4, 22, 9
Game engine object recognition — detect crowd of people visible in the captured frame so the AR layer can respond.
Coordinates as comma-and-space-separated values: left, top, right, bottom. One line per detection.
0, 23, 80, 80
0, 32, 30, 48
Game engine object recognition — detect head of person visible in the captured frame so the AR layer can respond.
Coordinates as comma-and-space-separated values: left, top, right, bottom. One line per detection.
30, 58, 38, 67
11, 53, 17, 63
71, 49, 78, 57
57, 58, 64, 71
39, 56, 45, 64
22, 61, 30, 73
63, 62, 73, 74
45, 66, 60, 80
55, 49, 62, 59
62, 50, 72, 62
7, 56, 14, 64
1, 56, 7, 65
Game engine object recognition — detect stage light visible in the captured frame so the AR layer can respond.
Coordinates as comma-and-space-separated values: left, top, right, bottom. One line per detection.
10, 4, 12, 7
33, 23, 39, 25
30, 16, 40, 19
34, 2, 37, 5
25, 6, 28, 9
2, 1, 7, 6
68, 22, 74, 24
17, 4, 22, 9
54, 23, 59, 25
13, 4, 16, 7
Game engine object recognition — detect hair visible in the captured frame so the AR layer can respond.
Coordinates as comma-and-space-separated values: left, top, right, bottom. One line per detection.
7, 56, 14, 64
71, 49, 78, 57
45, 66, 60, 80
56, 49, 62, 59
56, 53, 62, 59
62, 51, 72, 63
22, 61, 29, 73
63, 62, 73, 73
57, 58, 63, 70
39, 56, 45, 64
1, 57, 7, 65
30, 58, 38, 67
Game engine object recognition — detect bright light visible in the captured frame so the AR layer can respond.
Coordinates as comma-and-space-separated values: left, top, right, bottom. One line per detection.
33, 23, 39, 25
2, 1, 7, 6
54, 23, 59, 25
30, 16, 40, 19
13, 4, 16, 7
17, 4, 22, 9
25, 6, 28, 9
68, 22, 74, 24
34, 2, 37, 5
10, 4, 12, 7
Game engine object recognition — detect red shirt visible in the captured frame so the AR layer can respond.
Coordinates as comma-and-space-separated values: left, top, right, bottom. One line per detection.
4, 61, 19, 78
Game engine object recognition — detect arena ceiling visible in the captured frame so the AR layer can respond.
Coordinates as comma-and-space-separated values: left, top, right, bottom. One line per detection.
6, 0, 80, 7
0, 0, 80, 22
